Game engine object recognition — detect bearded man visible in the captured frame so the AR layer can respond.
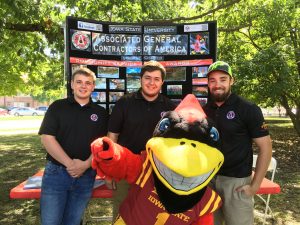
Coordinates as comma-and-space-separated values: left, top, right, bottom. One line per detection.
204, 61, 272, 225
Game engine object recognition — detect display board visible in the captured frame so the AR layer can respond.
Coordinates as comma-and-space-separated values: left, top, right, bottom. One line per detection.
65, 16, 217, 112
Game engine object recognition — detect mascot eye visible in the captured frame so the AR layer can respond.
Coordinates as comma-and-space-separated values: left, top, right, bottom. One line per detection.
158, 118, 171, 132
210, 127, 219, 141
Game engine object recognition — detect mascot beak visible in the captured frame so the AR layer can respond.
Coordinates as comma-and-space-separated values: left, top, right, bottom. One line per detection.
146, 94, 224, 195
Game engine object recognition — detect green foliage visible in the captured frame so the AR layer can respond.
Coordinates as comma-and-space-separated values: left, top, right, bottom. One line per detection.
199, 0, 300, 135
199, 1, 300, 130
0, 0, 194, 100
0, 0, 66, 100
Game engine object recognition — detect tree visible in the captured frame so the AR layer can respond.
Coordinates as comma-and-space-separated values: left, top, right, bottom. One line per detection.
164, 0, 300, 135
0, 0, 67, 101
0, 0, 194, 101
209, 0, 300, 136
178, 0, 299, 135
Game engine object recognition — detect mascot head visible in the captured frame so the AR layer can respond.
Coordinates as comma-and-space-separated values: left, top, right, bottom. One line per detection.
146, 94, 224, 213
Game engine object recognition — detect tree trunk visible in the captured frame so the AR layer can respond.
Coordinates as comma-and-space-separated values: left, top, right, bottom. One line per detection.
285, 106, 300, 136
280, 95, 300, 136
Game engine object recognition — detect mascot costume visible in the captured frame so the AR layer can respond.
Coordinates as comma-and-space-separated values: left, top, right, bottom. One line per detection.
91, 94, 224, 225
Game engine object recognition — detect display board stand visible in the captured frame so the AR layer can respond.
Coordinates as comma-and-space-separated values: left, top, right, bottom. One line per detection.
65, 16, 217, 112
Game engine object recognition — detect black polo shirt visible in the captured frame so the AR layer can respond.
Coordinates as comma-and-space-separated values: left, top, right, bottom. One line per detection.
39, 97, 108, 166
108, 90, 175, 154
204, 93, 269, 177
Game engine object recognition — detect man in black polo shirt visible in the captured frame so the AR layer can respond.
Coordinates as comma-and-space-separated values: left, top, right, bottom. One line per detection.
204, 61, 272, 225
107, 61, 175, 220
39, 67, 108, 225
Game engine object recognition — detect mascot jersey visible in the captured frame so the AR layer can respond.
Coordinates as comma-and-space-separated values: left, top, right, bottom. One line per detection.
118, 153, 221, 225
91, 94, 224, 225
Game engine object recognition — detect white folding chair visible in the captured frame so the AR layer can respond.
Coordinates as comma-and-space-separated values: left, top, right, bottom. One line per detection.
252, 154, 278, 225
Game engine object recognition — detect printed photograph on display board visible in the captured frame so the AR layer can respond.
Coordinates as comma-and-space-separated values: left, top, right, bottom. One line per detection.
109, 92, 124, 102
171, 99, 182, 106
127, 77, 140, 89
109, 104, 115, 114
98, 104, 106, 109
192, 86, 208, 97
91, 91, 106, 103
97, 67, 119, 78
192, 77, 208, 85
126, 67, 141, 90
71, 64, 87, 74
126, 67, 141, 79
70, 30, 91, 52
127, 88, 139, 93
109, 79, 125, 90
95, 78, 106, 89
192, 66, 208, 78
165, 67, 186, 82
197, 97, 207, 106
167, 85, 183, 95
190, 32, 209, 55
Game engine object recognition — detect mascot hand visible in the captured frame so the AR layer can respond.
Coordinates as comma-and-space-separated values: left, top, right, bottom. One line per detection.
91, 136, 117, 162
91, 136, 142, 183
91, 136, 121, 179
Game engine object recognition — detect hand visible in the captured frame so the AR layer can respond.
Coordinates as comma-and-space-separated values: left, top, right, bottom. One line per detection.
66, 159, 89, 178
235, 184, 257, 197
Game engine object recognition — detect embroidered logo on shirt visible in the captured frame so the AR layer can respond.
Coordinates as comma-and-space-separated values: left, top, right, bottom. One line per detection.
261, 122, 268, 130
226, 111, 235, 119
90, 114, 98, 121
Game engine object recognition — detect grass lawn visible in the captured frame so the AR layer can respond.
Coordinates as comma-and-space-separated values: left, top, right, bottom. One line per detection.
0, 116, 43, 134
0, 134, 45, 224
0, 117, 299, 224
0, 116, 44, 121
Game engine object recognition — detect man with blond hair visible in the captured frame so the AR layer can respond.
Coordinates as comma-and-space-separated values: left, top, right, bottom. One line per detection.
39, 67, 108, 225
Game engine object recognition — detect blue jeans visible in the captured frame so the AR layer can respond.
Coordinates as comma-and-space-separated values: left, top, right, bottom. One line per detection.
40, 161, 96, 225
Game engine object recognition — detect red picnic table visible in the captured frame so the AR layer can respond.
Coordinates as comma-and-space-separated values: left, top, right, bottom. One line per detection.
10, 170, 113, 199
10, 170, 280, 199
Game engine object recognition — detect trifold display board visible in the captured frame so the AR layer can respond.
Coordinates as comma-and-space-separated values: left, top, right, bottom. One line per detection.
65, 16, 217, 113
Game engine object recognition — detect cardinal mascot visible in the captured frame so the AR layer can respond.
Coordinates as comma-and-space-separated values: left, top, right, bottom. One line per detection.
91, 94, 224, 225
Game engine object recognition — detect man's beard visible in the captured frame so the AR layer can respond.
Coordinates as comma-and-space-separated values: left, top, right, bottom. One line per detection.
210, 89, 231, 103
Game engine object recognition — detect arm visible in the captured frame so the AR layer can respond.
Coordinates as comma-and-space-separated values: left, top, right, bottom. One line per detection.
69, 155, 92, 177
107, 131, 119, 143
41, 134, 73, 168
251, 135, 273, 192
236, 135, 272, 195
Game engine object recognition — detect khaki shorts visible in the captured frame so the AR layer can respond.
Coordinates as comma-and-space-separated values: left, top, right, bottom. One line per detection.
210, 175, 254, 225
